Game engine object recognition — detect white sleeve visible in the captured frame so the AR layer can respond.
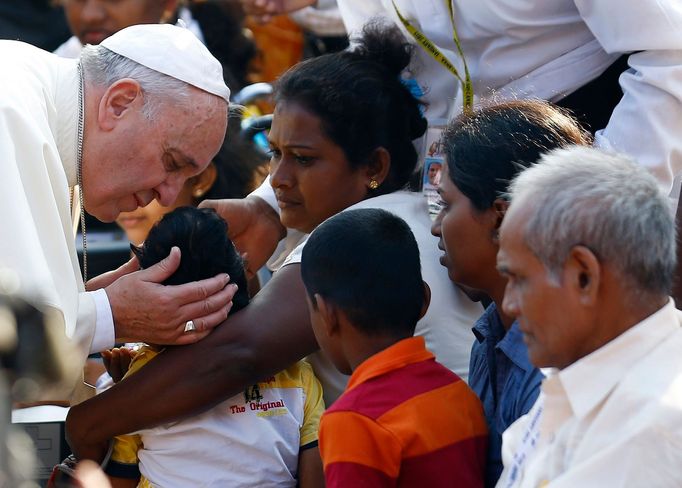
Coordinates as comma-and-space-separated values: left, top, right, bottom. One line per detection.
249, 175, 279, 214
575, 1, 682, 199
0, 97, 86, 399
337, 0, 387, 35
86, 289, 115, 353
280, 239, 305, 268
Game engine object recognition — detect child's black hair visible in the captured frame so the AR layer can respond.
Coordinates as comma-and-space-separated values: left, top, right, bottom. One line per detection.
132, 207, 249, 312
301, 208, 423, 337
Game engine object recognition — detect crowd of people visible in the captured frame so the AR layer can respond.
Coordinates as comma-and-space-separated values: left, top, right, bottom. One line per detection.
1, 1, 682, 487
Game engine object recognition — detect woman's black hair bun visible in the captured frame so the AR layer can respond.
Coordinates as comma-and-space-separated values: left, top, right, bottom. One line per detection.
351, 20, 414, 77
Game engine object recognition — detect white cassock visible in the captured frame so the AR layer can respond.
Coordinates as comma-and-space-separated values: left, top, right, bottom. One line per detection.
0, 40, 115, 400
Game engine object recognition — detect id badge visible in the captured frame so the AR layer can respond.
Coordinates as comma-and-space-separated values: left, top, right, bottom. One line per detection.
402, 76, 445, 220
420, 121, 446, 220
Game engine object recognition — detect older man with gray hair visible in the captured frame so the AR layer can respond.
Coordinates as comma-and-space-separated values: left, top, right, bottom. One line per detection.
495, 146, 682, 487
0, 23, 236, 400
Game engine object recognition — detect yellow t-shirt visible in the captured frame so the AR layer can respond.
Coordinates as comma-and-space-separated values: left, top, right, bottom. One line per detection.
105, 346, 324, 487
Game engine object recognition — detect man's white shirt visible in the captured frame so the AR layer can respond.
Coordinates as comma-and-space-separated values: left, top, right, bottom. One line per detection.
498, 300, 682, 487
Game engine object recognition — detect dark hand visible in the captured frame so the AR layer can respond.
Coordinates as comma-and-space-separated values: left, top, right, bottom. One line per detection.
101, 347, 137, 383
200, 196, 285, 279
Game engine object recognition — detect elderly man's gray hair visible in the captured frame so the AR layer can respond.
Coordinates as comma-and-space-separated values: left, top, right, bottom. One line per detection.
509, 145, 676, 297
80, 45, 195, 120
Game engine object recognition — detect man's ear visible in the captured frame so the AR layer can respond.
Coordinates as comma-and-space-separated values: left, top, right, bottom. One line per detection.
98, 78, 143, 131
564, 245, 601, 305
419, 281, 431, 320
315, 294, 341, 337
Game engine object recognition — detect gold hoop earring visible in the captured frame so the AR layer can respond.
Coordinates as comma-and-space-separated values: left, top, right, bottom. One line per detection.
193, 189, 205, 198
369, 179, 379, 190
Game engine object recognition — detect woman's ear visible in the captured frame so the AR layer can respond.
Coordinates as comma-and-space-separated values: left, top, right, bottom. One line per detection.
190, 163, 218, 200
492, 198, 510, 228
491, 198, 510, 243
366, 147, 391, 189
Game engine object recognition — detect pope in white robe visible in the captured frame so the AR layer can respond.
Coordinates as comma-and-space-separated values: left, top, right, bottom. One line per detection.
0, 24, 235, 401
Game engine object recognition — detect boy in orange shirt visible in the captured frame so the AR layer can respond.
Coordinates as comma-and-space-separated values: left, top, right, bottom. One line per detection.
301, 208, 488, 487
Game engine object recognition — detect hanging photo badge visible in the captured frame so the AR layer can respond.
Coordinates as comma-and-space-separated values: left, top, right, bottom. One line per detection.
421, 119, 447, 219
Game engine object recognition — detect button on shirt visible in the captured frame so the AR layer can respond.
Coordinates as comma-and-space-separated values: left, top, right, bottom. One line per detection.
498, 299, 682, 488
469, 304, 543, 487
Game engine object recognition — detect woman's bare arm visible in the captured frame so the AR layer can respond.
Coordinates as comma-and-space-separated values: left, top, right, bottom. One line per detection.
298, 446, 325, 488
66, 263, 317, 460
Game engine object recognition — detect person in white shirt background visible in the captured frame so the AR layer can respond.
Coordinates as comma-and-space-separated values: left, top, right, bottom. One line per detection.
54, 0, 256, 92
241, 0, 682, 203
55, 0, 181, 58
495, 146, 682, 487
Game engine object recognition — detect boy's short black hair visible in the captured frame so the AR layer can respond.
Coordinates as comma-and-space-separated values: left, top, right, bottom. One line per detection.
301, 208, 424, 337
132, 206, 249, 312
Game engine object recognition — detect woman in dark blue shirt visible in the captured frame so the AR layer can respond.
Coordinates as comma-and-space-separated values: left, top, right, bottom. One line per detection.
431, 99, 589, 487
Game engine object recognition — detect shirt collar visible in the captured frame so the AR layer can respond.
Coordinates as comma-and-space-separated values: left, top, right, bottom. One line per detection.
472, 303, 501, 343
473, 303, 535, 373
346, 336, 434, 392
545, 299, 680, 419
499, 322, 535, 373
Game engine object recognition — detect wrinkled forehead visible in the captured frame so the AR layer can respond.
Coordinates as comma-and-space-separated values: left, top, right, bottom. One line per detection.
172, 92, 227, 165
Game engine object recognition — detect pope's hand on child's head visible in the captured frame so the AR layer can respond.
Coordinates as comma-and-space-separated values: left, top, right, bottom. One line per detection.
104, 247, 238, 346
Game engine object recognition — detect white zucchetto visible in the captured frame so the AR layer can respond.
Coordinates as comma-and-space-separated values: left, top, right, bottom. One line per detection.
100, 23, 230, 103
